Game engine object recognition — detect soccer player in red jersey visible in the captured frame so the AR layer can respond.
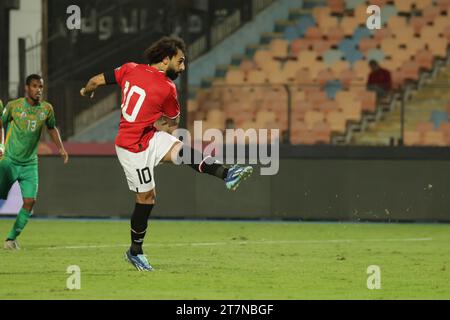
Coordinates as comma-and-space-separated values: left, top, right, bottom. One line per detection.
80, 37, 252, 271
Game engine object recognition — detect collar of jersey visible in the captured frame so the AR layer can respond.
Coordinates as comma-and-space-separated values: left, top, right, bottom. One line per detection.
23, 97, 41, 108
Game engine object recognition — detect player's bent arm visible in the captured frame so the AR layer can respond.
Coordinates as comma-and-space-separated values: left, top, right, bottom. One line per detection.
154, 115, 180, 134
80, 73, 107, 98
47, 127, 69, 164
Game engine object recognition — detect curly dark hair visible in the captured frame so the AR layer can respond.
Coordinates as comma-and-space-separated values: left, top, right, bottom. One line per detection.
26, 74, 43, 85
143, 36, 187, 65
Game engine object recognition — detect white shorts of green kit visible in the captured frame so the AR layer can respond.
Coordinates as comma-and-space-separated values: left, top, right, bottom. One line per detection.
115, 131, 180, 193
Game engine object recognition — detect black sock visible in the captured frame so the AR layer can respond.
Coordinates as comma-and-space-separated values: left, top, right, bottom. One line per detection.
178, 146, 229, 180
130, 203, 154, 255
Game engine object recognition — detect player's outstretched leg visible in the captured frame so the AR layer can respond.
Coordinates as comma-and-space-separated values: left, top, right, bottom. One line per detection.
124, 192, 155, 271
4, 202, 33, 250
224, 164, 253, 191
171, 144, 253, 191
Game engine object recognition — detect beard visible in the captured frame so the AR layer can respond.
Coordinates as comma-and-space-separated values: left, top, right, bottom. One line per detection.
166, 68, 180, 81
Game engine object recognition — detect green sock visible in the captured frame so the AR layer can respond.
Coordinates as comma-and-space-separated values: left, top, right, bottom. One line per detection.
7, 208, 32, 240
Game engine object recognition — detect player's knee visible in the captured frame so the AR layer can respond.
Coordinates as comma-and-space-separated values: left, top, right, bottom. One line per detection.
136, 190, 156, 205
22, 198, 36, 210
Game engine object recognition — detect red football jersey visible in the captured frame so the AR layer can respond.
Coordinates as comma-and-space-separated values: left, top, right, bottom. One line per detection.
114, 63, 180, 153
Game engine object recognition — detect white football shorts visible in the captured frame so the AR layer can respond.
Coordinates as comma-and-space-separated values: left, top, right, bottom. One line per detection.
115, 131, 180, 193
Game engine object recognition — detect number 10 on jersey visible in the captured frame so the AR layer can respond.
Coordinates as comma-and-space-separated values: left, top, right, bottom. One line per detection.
121, 81, 146, 122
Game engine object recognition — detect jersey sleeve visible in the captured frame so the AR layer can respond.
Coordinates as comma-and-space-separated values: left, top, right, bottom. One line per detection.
114, 62, 138, 87
1, 102, 12, 124
45, 104, 56, 129
162, 86, 180, 119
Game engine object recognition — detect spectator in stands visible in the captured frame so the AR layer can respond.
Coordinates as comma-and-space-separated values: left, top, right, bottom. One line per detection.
367, 60, 392, 100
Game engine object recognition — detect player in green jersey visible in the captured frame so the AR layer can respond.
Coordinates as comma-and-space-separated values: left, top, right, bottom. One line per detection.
0, 74, 69, 250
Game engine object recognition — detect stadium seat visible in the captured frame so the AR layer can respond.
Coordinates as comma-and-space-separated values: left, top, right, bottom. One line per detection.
393, 0, 413, 13
317, 68, 336, 87
305, 110, 325, 129
345, 0, 366, 10
290, 39, 311, 55
373, 28, 393, 43
294, 68, 314, 85
312, 40, 334, 55
342, 102, 362, 122
305, 26, 324, 40
370, 0, 388, 5
317, 16, 339, 33
417, 121, 435, 134
324, 80, 343, 99
331, 60, 351, 75
297, 16, 317, 37
284, 26, 301, 41
357, 90, 377, 113
439, 122, 450, 143
254, 50, 273, 69
323, 49, 344, 65
423, 131, 446, 146
404, 130, 422, 145
338, 38, 358, 55
414, 49, 434, 70
225, 69, 245, 84
353, 27, 373, 43
326, 27, 345, 45
240, 59, 257, 74
358, 38, 378, 53
414, 0, 434, 10
339, 68, 356, 88
393, 27, 416, 45
326, 111, 347, 133
297, 51, 319, 68
346, 49, 364, 65
428, 38, 448, 58
247, 70, 267, 84
430, 110, 449, 129
312, 121, 332, 143
410, 16, 427, 34
366, 49, 385, 62
387, 16, 407, 30
354, 5, 370, 25
340, 17, 360, 36
422, 5, 441, 23
380, 5, 399, 25
434, 16, 450, 32
270, 39, 289, 58
436, 0, 450, 11
420, 26, 443, 42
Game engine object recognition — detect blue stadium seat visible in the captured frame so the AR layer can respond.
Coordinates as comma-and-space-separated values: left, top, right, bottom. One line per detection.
353, 27, 373, 42
284, 26, 301, 41
338, 39, 358, 55
366, 49, 385, 62
297, 16, 316, 37
324, 80, 343, 99
345, 49, 364, 65
381, 5, 398, 26
323, 50, 344, 65
431, 111, 449, 129
345, 0, 366, 10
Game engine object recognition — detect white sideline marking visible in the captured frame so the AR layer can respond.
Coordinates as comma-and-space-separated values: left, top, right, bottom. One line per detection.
37, 238, 433, 250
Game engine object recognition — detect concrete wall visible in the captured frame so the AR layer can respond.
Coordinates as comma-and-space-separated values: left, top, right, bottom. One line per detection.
34, 156, 450, 222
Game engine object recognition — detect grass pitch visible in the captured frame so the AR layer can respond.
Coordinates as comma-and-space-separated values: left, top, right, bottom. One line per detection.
0, 218, 449, 300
